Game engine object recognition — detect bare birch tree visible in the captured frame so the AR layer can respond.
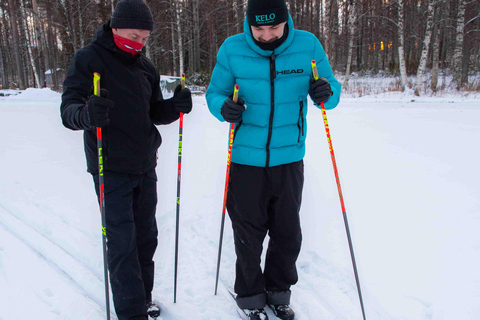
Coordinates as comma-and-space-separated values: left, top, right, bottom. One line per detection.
452, 0, 466, 89
397, 0, 407, 91
344, 0, 357, 90
414, 0, 435, 96
177, 0, 184, 75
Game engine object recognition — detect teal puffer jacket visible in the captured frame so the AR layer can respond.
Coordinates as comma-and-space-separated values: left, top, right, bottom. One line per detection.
207, 15, 341, 167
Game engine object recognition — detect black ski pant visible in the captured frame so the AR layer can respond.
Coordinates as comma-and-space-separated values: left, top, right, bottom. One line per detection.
227, 161, 304, 309
93, 170, 158, 320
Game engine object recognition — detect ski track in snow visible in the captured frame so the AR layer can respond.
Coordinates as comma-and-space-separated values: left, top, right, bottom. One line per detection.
1, 88, 479, 319
0, 205, 107, 319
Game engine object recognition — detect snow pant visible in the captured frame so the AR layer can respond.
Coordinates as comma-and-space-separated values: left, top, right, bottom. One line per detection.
93, 170, 158, 320
227, 161, 304, 309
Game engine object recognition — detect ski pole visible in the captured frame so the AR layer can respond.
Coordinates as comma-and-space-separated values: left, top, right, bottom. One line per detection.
94, 72, 111, 320
174, 73, 185, 303
214, 84, 239, 295
311, 60, 367, 320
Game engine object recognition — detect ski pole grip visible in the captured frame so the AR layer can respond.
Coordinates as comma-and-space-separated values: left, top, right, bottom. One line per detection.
233, 84, 239, 103
181, 73, 185, 90
94, 72, 101, 96
93, 72, 102, 136
311, 60, 319, 81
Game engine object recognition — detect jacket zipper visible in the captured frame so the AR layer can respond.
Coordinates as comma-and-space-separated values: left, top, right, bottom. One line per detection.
298, 100, 304, 142
266, 52, 276, 167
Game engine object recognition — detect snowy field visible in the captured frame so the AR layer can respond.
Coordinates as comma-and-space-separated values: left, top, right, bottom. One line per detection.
0, 87, 479, 320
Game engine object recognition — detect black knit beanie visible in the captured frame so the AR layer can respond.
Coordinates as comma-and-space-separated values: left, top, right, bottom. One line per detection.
110, 0, 154, 31
247, 0, 289, 26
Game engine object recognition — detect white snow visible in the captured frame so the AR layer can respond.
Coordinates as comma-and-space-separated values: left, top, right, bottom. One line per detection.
0, 86, 479, 320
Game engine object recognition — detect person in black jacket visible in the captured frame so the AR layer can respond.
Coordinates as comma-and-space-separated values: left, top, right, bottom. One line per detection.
60, 1, 192, 319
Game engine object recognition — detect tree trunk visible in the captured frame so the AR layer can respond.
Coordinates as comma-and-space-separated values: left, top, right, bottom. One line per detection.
170, 0, 177, 76
431, 0, 445, 92
78, 0, 85, 48
452, 0, 466, 89
7, 0, 26, 89
325, 0, 338, 66
319, 0, 324, 43
414, 0, 435, 96
60, 0, 78, 53
21, 0, 41, 88
344, 0, 357, 90
0, 8, 10, 89
461, 43, 470, 86
397, 0, 407, 91
192, 0, 201, 71
431, 24, 441, 91
0, 45, 6, 89
31, 0, 45, 87
176, 0, 184, 74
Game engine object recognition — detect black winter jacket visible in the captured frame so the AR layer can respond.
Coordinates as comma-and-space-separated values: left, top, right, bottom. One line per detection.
61, 23, 179, 174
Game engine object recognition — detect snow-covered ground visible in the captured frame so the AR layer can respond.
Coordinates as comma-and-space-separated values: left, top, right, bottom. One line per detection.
0, 87, 479, 320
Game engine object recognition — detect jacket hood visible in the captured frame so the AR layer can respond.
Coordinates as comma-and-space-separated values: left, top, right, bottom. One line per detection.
243, 13, 295, 57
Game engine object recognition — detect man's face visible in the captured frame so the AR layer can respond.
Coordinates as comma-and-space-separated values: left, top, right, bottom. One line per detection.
112, 28, 150, 46
251, 22, 287, 43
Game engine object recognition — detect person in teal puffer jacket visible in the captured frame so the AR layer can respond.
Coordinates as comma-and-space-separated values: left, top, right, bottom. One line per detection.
207, 0, 340, 319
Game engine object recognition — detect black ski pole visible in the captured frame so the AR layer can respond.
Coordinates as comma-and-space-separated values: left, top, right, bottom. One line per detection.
174, 73, 186, 303
215, 84, 239, 295
93, 72, 111, 320
311, 60, 367, 320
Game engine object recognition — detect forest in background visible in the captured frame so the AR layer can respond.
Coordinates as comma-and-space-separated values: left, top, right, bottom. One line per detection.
0, 0, 479, 95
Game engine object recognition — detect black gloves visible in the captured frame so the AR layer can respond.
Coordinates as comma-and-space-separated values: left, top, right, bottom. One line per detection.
309, 77, 333, 104
87, 89, 114, 127
173, 84, 192, 114
221, 97, 246, 123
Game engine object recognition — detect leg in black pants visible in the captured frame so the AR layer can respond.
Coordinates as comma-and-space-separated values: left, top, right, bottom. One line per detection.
93, 170, 158, 320
227, 161, 304, 309
264, 161, 303, 305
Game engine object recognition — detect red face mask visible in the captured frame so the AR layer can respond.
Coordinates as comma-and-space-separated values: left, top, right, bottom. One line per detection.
113, 34, 144, 56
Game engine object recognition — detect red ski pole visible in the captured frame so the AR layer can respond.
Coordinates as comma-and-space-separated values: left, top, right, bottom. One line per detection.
312, 60, 366, 320
174, 73, 186, 303
94, 72, 111, 320
214, 84, 239, 295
